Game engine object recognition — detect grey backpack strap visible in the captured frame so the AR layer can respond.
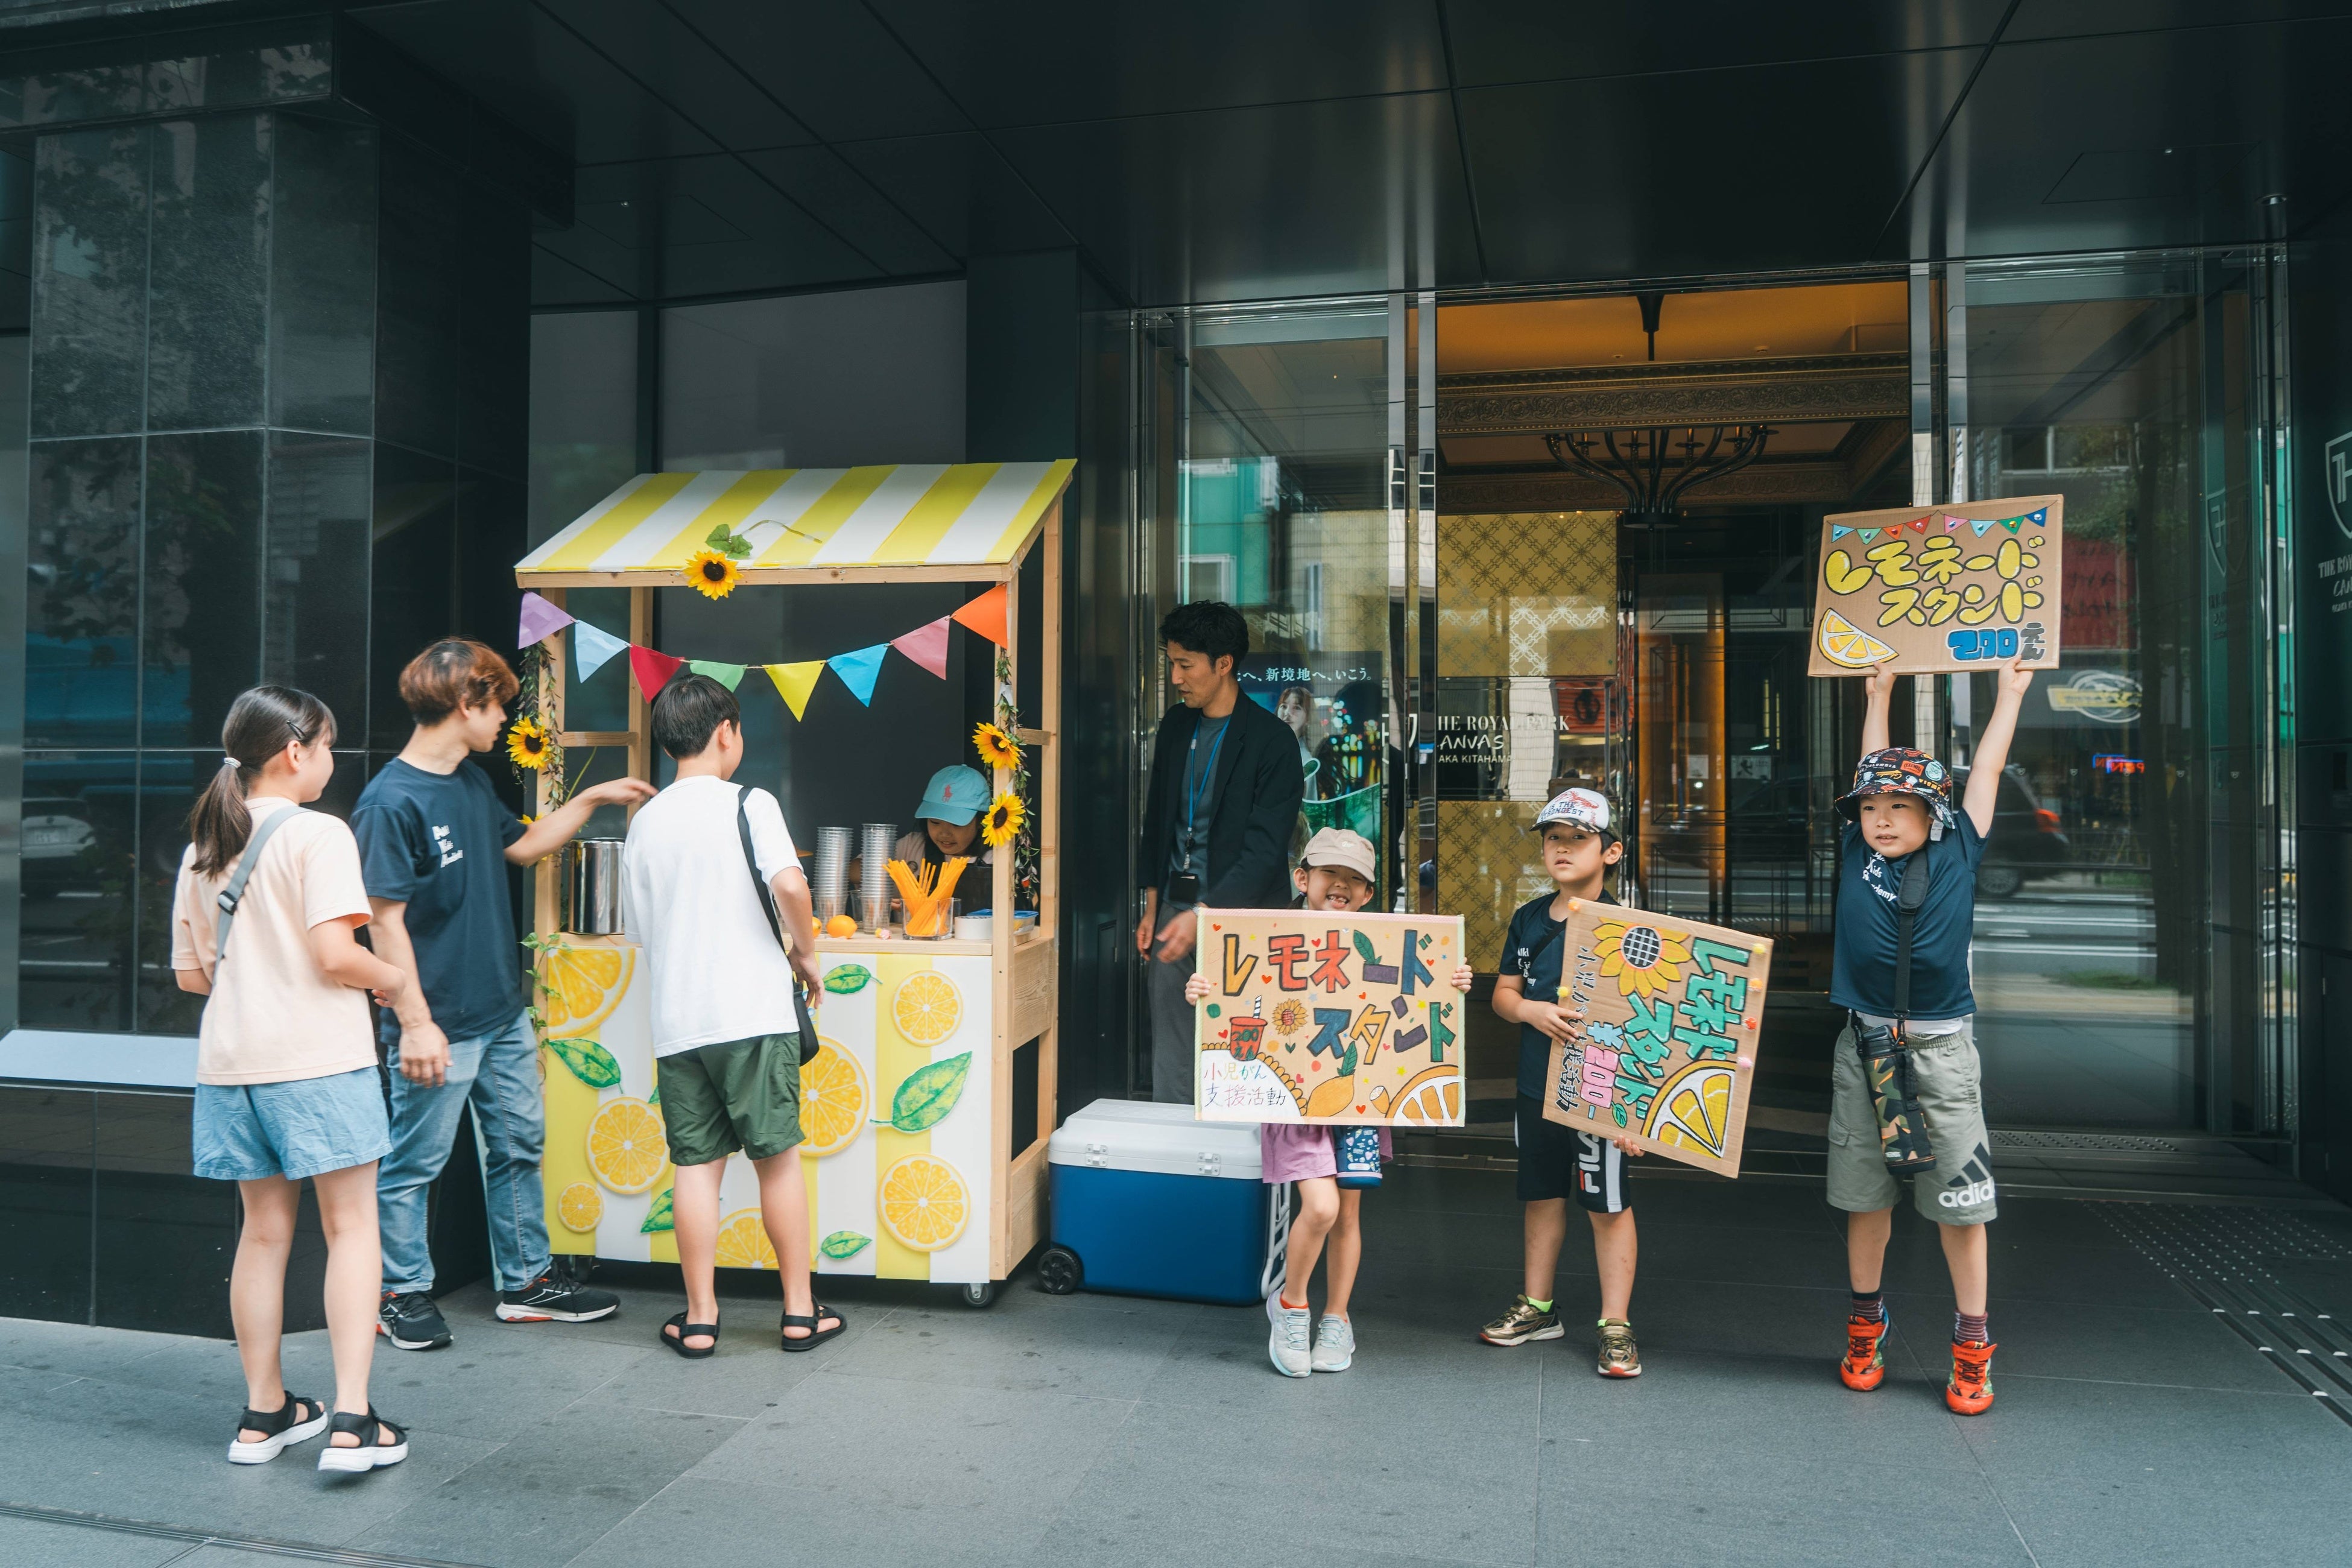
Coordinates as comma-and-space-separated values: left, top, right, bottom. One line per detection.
213, 806, 305, 965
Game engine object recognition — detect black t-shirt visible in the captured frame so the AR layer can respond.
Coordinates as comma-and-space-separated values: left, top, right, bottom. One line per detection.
1497, 888, 1619, 1099
352, 758, 528, 1042
1829, 814, 1985, 1021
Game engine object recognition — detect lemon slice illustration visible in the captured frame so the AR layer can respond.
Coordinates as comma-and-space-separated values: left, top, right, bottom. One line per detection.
1643, 1059, 1738, 1160
557, 1181, 603, 1233
890, 971, 964, 1046
540, 944, 633, 1038
1818, 610, 1897, 669
879, 1154, 969, 1251
797, 1038, 868, 1159
586, 1096, 669, 1194
1387, 1064, 1464, 1125
713, 1208, 778, 1269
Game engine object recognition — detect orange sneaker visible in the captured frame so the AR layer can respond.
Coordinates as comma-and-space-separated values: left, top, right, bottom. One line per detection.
1946, 1339, 1997, 1415
1838, 1314, 1889, 1391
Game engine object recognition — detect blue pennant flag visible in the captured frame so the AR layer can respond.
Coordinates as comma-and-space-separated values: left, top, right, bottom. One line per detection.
828, 644, 888, 706
573, 621, 627, 683
1830, 526, 1852, 541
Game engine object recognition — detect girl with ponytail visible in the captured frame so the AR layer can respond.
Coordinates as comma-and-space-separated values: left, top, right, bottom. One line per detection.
169, 686, 417, 1474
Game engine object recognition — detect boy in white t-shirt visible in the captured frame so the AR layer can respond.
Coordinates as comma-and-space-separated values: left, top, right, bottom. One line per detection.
622, 674, 843, 1357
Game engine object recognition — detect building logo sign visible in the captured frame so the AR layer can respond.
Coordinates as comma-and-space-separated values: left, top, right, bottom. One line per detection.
2045, 669, 2142, 726
2327, 429, 2352, 540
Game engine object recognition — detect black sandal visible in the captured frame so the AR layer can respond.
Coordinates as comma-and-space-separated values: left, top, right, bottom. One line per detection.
316, 1408, 408, 1474
780, 1304, 844, 1351
662, 1310, 720, 1358
226, 1393, 327, 1464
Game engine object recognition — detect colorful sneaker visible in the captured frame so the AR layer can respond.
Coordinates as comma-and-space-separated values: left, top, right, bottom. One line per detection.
378, 1291, 450, 1351
1266, 1295, 1312, 1377
495, 1271, 620, 1324
1839, 1312, 1890, 1391
1310, 1314, 1355, 1373
1479, 1295, 1563, 1346
1595, 1318, 1642, 1377
1947, 1339, 1997, 1415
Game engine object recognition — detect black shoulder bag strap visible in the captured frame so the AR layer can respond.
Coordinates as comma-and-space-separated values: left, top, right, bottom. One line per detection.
1891, 850, 1933, 1034
212, 805, 306, 966
736, 786, 820, 1064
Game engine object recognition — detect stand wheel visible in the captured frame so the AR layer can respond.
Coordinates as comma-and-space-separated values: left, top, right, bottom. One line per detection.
1037, 1245, 1082, 1295
961, 1281, 997, 1308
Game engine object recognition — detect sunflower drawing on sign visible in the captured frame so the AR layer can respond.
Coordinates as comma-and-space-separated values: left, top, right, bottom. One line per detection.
1592, 920, 1693, 1002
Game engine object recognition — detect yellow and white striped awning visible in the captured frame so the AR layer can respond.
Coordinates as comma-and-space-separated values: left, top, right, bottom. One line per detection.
515, 460, 1074, 583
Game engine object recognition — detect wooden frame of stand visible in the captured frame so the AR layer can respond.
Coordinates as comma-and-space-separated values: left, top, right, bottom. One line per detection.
514, 497, 1065, 1286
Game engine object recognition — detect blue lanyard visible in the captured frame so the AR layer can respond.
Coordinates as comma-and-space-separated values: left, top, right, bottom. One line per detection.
1182, 718, 1230, 865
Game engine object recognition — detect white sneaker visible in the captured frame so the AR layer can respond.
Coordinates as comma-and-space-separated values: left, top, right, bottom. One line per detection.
1311, 1314, 1355, 1373
1266, 1295, 1312, 1378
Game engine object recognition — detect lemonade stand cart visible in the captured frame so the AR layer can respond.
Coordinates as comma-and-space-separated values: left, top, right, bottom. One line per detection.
514, 460, 1073, 1306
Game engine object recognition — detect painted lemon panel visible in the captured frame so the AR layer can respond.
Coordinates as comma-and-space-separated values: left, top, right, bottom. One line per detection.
1817, 610, 1897, 669
879, 1154, 969, 1251
798, 1037, 868, 1158
586, 1096, 669, 1194
890, 971, 963, 1046
713, 1209, 779, 1270
1643, 1059, 1736, 1160
557, 1181, 603, 1233
1390, 1064, 1464, 1125
1303, 1073, 1358, 1119
541, 944, 633, 1038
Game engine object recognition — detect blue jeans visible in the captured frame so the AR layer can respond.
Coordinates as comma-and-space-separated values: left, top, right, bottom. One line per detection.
379, 1011, 549, 1294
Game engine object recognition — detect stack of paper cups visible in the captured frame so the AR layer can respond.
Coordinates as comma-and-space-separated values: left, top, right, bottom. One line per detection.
859, 822, 897, 932
812, 826, 851, 920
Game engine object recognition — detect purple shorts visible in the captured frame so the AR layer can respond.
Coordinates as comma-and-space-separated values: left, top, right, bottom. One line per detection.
1259, 1123, 1393, 1184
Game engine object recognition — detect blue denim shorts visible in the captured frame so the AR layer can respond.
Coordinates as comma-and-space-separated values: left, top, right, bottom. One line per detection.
192, 1067, 393, 1182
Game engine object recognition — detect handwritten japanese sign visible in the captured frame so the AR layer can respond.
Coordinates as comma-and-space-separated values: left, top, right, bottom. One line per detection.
1807, 495, 2065, 676
1538, 900, 1773, 1177
1192, 909, 1467, 1128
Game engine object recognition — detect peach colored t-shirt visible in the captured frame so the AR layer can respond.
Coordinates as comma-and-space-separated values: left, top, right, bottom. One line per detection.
170, 798, 378, 1086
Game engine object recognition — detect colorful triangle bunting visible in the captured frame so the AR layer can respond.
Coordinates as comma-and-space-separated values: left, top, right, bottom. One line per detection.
573, 621, 627, 683
765, 662, 824, 720
688, 659, 745, 691
2000, 516, 2023, 533
1907, 517, 1927, 533
891, 616, 952, 679
1859, 528, 1882, 544
1971, 519, 1995, 536
950, 584, 1009, 646
517, 591, 574, 648
628, 645, 684, 700
1830, 526, 1852, 541
829, 645, 888, 706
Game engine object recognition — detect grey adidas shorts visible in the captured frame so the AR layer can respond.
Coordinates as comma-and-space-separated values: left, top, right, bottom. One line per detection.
1826, 1018, 1996, 1226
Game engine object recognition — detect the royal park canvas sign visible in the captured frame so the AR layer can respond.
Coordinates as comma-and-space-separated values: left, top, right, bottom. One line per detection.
1807, 495, 2066, 676
1537, 900, 1773, 1178
1192, 910, 1468, 1128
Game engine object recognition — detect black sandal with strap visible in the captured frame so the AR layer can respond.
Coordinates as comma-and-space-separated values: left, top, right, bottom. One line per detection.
662, 1310, 720, 1359
316, 1408, 408, 1474
780, 1304, 844, 1352
227, 1393, 327, 1464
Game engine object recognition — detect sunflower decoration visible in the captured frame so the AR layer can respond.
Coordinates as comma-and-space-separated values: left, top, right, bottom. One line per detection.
980, 790, 1026, 848
1591, 920, 1694, 1003
683, 548, 741, 601
506, 716, 552, 772
1271, 998, 1308, 1036
972, 721, 1022, 773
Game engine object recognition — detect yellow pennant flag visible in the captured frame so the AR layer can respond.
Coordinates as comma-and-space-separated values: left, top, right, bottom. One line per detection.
765, 661, 825, 719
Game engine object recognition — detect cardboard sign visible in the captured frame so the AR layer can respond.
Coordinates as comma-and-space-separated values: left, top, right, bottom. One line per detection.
1192, 909, 1468, 1127
1807, 495, 2065, 676
1537, 900, 1773, 1178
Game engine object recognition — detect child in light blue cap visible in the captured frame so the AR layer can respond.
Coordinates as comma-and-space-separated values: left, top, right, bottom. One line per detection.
892, 764, 994, 870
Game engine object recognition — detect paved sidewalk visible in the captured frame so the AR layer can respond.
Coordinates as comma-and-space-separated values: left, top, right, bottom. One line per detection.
2, 1160, 2348, 1568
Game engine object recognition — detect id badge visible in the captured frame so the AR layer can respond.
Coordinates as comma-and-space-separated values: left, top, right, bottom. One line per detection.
1167, 872, 1200, 904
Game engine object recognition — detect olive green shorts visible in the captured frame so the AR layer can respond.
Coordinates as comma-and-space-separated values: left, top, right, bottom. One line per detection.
656, 1033, 804, 1166
1826, 1018, 1997, 1226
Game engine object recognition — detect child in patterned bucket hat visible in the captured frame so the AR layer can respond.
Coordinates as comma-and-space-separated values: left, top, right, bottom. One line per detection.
1828, 660, 2032, 1416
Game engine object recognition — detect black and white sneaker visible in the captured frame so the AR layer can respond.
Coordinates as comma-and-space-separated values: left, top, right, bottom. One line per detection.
379, 1291, 452, 1351
496, 1271, 620, 1324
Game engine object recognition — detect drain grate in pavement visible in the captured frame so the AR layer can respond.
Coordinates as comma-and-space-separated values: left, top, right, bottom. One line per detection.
1993, 1130, 2179, 1153
2098, 1203, 2352, 1427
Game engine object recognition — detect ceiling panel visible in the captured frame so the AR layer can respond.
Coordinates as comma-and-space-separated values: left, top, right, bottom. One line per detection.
531, 244, 635, 305
533, 155, 885, 300
1884, 19, 2352, 260
867, 0, 1446, 128
539, 0, 816, 154
991, 90, 1478, 304
737, 145, 959, 274
1441, 1, 2008, 87
662, 0, 967, 142
836, 131, 1076, 261
1459, 50, 1976, 285
2006, 1, 2352, 42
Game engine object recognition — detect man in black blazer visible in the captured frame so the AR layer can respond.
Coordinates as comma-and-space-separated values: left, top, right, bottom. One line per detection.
1135, 601, 1308, 1102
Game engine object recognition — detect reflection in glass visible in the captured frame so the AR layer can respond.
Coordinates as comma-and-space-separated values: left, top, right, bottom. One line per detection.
145, 115, 269, 432
369, 446, 455, 747
375, 139, 458, 461
144, 431, 262, 749
28, 437, 140, 749
268, 113, 375, 435
265, 434, 369, 724
19, 751, 136, 1029
30, 126, 148, 438
528, 311, 636, 546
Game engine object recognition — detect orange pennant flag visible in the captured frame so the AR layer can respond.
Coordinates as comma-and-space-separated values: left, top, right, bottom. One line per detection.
949, 583, 1008, 646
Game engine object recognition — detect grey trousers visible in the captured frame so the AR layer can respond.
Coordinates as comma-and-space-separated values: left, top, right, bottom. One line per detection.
1148, 946, 1197, 1103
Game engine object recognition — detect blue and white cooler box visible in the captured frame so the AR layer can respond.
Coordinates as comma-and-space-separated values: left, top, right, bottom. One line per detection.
1042, 1099, 1287, 1306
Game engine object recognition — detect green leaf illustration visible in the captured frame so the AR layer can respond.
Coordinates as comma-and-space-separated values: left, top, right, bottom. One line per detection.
640, 1189, 675, 1233
819, 1230, 871, 1260
890, 1052, 973, 1132
823, 963, 873, 994
543, 1036, 622, 1089
1352, 930, 1379, 966
646, 1084, 660, 1105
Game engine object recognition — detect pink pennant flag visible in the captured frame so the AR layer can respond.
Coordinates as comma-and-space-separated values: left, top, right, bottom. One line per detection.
1943, 514, 1963, 531
517, 591, 574, 648
891, 616, 952, 679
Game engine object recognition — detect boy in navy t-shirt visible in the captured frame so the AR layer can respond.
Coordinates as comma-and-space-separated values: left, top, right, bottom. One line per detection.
1829, 660, 2032, 1416
1477, 788, 1646, 1380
